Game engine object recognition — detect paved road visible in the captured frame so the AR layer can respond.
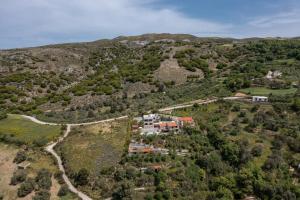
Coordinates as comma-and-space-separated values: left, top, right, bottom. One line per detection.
20, 96, 244, 200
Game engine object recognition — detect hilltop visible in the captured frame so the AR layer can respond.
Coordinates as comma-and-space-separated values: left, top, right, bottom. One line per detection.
0, 34, 300, 122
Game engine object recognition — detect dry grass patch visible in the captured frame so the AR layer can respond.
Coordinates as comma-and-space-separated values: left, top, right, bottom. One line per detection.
57, 119, 129, 175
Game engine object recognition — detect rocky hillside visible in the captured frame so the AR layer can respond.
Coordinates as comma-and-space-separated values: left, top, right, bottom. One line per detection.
1, 34, 300, 122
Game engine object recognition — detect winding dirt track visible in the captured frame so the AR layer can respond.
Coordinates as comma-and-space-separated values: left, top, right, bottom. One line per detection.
20, 96, 243, 200
21, 115, 128, 200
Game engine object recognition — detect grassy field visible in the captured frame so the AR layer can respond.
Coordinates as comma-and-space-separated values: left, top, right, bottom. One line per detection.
58, 119, 129, 174
56, 119, 129, 198
239, 87, 297, 96
0, 115, 61, 145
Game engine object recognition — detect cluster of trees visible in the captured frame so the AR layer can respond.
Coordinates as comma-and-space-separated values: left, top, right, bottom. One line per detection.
223, 62, 266, 91
107, 100, 300, 199
222, 39, 300, 92
12, 168, 53, 200
174, 49, 210, 75
71, 168, 90, 186
0, 111, 7, 120
70, 45, 163, 97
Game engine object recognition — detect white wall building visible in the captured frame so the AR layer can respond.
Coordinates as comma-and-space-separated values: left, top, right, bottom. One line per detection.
143, 114, 156, 129
252, 96, 268, 102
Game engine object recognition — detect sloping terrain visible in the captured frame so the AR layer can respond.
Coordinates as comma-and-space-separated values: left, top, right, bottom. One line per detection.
1, 34, 300, 123
154, 46, 204, 84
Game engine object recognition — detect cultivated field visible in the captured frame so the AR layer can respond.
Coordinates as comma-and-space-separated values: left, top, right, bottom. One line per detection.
239, 87, 297, 96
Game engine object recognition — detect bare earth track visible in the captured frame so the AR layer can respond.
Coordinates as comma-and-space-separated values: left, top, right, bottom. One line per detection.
19, 96, 243, 200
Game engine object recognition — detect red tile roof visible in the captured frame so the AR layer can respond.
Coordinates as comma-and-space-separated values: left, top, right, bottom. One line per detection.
178, 117, 194, 123
159, 121, 178, 127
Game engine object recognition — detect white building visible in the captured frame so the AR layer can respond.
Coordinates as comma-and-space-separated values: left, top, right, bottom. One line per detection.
252, 96, 268, 102
266, 70, 282, 79
143, 114, 158, 128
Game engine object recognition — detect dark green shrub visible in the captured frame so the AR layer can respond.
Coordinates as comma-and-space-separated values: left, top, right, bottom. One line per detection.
17, 178, 35, 197
33, 190, 50, 200
35, 169, 52, 190
57, 185, 69, 197
13, 151, 26, 164
10, 169, 27, 185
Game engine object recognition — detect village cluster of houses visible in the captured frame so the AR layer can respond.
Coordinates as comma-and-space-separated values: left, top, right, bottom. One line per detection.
128, 95, 272, 156
128, 113, 194, 156
132, 114, 195, 135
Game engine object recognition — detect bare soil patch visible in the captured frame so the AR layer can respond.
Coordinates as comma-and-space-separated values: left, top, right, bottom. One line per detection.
154, 46, 204, 85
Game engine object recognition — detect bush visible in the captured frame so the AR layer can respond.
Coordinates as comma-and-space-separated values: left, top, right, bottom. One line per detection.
238, 111, 246, 118
291, 98, 300, 111
10, 169, 27, 185
17, 178, 35, 197
33, 190, 50, 200
33, 138, 48, 147
35, 169, 52, 190
74, 168, 89, 186
251, 145, 263, 157
57, 185, 69, 197
216, 63, 227, 69
54, 171, 64, 184
231, 105, 240, 112
13, 151, 27, 164
0, 111, 7, 120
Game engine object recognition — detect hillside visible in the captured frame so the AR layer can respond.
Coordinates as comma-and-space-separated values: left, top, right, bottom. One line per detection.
0, 34, 300, 200
1, 34, 300, 123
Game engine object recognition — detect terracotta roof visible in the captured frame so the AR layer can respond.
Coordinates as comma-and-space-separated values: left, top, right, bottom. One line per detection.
159, 121, 178, 127
129, 144, 154, 153
151, 165, 162, 170
178, 117, 194, 122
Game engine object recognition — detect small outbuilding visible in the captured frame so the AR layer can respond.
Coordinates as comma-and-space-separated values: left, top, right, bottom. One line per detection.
17, 161, 31, 169
252, 96, 268, 102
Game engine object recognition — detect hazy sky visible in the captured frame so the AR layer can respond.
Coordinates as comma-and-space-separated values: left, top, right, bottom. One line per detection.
1, 0, 300, 49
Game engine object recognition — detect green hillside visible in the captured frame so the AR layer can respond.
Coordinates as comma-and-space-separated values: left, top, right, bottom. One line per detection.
1, 35, 300, 123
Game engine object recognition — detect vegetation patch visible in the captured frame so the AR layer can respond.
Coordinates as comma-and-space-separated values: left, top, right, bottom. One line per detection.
56, 119, 129, 198
0, 115, 61, 146
239, 87, 297, 96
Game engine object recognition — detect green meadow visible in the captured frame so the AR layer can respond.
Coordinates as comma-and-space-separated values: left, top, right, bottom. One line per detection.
239, 87, 297, 96
0, 114, 61, 145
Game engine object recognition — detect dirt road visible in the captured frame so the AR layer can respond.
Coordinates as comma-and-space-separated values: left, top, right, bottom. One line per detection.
45, 125, 92, 200
20, 96, 244, 200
